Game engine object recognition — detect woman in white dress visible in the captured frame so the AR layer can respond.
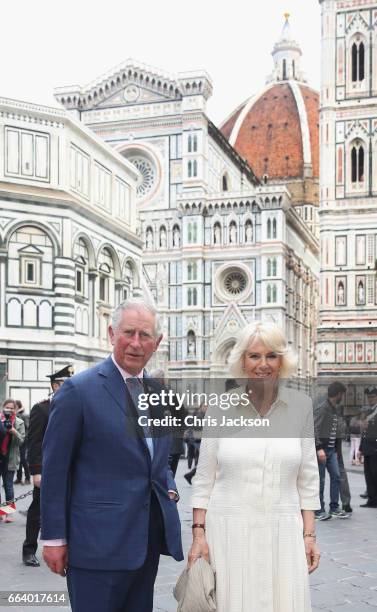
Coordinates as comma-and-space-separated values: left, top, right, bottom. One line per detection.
188, 322, 320, 612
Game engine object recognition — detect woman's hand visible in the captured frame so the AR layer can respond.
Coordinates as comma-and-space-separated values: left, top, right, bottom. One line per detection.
188, 532, 209, 568
305, 538, 320, 573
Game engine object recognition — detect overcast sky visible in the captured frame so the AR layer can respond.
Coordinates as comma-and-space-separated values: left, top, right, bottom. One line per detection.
1, 0, 321, 125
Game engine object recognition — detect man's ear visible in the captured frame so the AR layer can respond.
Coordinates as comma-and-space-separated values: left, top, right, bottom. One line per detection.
108, 325, 115, 345
155, 334, 163, 351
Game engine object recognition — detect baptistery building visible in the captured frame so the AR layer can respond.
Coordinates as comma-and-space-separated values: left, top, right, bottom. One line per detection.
0, 97, 141, 405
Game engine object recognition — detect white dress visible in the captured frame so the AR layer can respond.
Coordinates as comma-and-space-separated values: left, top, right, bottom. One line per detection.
191, 387, 320, 612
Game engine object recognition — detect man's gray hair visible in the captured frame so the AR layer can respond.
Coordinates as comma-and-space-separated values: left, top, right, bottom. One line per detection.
111, 298, 162, 336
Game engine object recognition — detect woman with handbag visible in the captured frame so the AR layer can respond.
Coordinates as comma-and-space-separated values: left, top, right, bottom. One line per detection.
187, 322, 320, 612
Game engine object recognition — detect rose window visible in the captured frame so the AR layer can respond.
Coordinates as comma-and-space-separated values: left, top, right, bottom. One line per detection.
224, 271, 247, 296
128, 156, 156, 198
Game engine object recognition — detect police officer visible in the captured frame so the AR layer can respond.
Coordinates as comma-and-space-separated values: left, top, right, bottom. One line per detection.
22, 365, 73, 567
358, 387, 377, 509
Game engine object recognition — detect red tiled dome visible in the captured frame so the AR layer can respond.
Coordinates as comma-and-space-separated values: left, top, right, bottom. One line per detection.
220, 82, 319, 181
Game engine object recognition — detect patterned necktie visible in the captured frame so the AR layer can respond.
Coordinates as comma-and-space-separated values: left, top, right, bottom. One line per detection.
126, 377, 154, 459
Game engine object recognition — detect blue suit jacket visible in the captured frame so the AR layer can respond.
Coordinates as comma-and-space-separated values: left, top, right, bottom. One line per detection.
41, 356, 184, 570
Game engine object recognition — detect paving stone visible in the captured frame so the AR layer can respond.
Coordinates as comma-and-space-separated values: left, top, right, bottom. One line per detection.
1, 461, 377, 610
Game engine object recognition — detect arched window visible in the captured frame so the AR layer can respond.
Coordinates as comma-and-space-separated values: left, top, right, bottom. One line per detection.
352, 43, 357, 81
272, 285, 277, 302
187, 288, 192, 306
188, 135, 192, 153
193, 160, 198, 177
352, 41, 365, 82
192, 222, 197, 242
351, 143, 364, 183
74, 238, 89, 297
192, 262, 197, 280
267, 218, 271, 239
188, 223, 192, 243
98, 247, 115, 306
272, 218, 277, 239
188, 161, 192, 178
267, 285, 272, 303
283, 59, 287, 80
292, 60, 295, 79
359, 42, 365, 81
9, 225, 53, 291
267, 259, 271, 277
222, 174, 229, 191
272, 258, 277, 276
188, 262, 192, 281
193, 135, 198, 152
192, 288, 198, 306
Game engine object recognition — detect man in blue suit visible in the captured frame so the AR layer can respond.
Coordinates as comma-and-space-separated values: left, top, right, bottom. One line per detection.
41, 298, 183, 612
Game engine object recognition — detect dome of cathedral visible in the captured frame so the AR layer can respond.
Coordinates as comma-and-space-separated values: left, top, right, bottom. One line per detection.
220, 16, 319, 182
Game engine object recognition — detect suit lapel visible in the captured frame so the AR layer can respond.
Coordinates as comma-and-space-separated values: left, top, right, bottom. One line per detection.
100, 358, 127, 416
99, 357, 151, 457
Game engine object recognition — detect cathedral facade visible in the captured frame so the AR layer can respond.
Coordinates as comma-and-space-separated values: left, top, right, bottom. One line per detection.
0, 19, 321, 404
318, 1, 377, 396
55, 21, 320, 379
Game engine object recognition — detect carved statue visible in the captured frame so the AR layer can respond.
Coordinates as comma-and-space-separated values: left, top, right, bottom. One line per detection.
187, 334, 196, 356
229, 224, 237, 244
146, 228, 153, 250
173, 227, 180, 247
160, 227, 167, 248
245, 222, 253, 243
214, 224, 221, 245
337, 282, 345, 305
358, 281, 365, 303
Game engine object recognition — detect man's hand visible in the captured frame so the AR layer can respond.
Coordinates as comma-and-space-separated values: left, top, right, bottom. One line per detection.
168, 490, 179, 501
43, 545, 68, 577
9, 427, 17, 435
317, 449, 326, 463
32, 474, 41, 488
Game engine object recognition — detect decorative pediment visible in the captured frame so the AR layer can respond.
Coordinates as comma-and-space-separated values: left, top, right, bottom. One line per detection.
213, 302, 248, 346
54, 59, 213, 112
95, 83, 177, 109
18, 244, 43, 255
345, 11, 369, 35
345, 119, 370, 140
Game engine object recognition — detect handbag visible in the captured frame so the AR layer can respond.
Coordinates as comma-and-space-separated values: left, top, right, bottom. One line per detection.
173, 557, 216, 612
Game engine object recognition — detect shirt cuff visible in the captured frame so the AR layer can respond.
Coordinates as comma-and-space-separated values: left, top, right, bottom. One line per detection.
168, 489, 180, 502
40, 539, 67, 546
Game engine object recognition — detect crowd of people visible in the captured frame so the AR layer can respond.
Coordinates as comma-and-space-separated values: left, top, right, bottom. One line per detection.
0, 297, 376, 612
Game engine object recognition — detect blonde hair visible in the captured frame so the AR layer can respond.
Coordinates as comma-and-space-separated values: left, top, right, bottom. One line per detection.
228, 322, 297, 379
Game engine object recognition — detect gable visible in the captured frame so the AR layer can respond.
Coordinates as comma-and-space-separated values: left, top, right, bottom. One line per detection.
95, 82, 178, 110
54, 59, 182, 112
